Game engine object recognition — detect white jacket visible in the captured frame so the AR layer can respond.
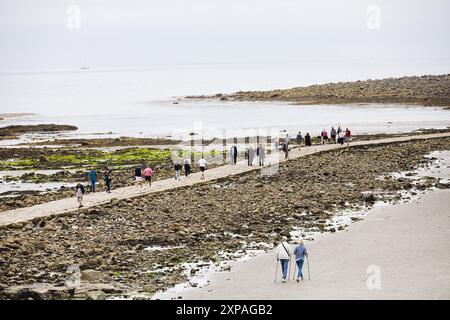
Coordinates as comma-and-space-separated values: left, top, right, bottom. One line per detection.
276, 242, 293, 260
198, 158, 207, 167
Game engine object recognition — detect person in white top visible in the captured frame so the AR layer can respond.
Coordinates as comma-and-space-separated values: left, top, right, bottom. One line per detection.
276, 236, 294, 282
285, 133, 290, 145
338, 131, 345, 146
198, 158, 207, 179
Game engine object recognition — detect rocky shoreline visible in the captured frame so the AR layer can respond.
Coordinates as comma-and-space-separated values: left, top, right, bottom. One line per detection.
188, 74, 450, 107
0, 137, 449, 299
0, 124, 78, 140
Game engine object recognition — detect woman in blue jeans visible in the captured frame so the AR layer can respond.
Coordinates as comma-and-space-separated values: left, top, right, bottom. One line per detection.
276, 236, 293, 283
294, 238, 308, 282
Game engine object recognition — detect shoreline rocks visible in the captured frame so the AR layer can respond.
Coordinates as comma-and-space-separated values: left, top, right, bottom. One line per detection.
188, 74, 450, 107
0, 124, 78, 140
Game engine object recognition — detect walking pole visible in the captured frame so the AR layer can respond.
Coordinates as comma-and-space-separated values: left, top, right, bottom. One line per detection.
274, 259, 279, 283
307, 256, 311, 280
287, 258, 291, 282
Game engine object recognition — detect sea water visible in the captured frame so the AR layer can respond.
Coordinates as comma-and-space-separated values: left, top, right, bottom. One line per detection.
1, 62, 449, 142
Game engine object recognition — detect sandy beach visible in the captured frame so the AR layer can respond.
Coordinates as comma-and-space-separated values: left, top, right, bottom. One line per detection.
158, 189, 450, 300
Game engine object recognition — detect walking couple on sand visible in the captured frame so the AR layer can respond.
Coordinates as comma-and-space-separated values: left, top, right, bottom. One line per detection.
276, 236, 309, 283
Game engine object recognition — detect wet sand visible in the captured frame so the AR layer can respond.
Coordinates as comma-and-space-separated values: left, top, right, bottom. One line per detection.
158, 189, 450, 300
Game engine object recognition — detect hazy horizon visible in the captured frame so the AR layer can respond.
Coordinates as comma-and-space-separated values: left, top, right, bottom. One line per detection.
1, 0, 450, 74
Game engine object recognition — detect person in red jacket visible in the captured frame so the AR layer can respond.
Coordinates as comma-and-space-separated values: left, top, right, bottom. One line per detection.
345, 128, 352, 146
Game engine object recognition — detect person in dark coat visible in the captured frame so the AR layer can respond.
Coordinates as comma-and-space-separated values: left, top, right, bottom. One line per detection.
134, 166, 144, 188
296, 131, 303, 145
282, 143, 289, 159
305, 133, 312, 146
174, 162, 182, 180
104, 168, 112, 193
330, 127, 337, 143
183, 158, 191, 177
230, 145, 238, 165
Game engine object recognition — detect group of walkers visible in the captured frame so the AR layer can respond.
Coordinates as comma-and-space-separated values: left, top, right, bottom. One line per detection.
75, 167, 114, 207
171, 158, 198, 180
230, 143, 266, 166
172, 157, 208, 180
75, 157, 211, 207
75, 127, 352, 207
133, 166, 154, 188
75, 167, 113, 208
296, 126, 352, 147
322, 126, 352, 145
276, 236, 309, 283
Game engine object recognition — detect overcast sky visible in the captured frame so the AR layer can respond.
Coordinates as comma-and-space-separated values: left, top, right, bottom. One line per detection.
1, 0, 449, 71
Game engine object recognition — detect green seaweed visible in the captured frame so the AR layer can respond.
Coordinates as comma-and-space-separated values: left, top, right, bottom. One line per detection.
0, 158, 37, 168
0, 147, 172, 170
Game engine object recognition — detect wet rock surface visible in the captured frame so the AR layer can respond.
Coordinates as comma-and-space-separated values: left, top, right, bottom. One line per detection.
0, 138, 449, 299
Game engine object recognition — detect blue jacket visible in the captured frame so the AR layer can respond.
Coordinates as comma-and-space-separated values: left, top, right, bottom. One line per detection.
294, 244, 308, 261
88, 170, 97, 181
